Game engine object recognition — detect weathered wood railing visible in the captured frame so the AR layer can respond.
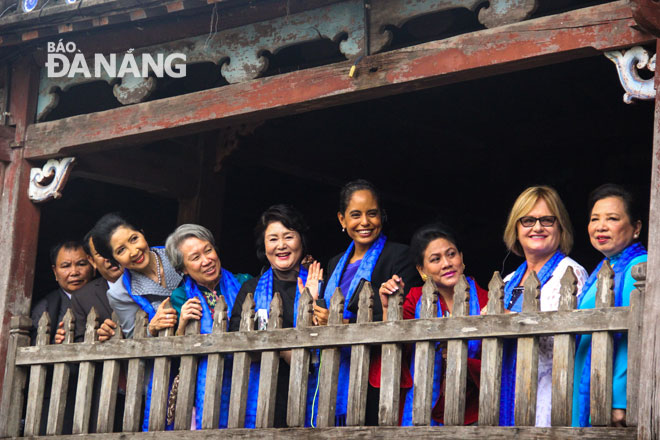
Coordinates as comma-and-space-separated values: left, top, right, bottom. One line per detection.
0, 262, 646, 439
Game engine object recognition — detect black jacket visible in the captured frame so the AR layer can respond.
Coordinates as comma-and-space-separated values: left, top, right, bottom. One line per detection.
71, 277, 114, 342
30, 288, 71, 344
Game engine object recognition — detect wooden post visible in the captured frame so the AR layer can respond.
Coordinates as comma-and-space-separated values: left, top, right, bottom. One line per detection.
227, 292, 255, 428
0, 315, 31, 437
346, 282, 374, 426
514, 271, 541, 426
412, 278, 438, 426
316, 289, 345, 428
378, 286, 404, 426
478, 272, 504, 426
73, 308, 99, 434
627, 262, 646, 427
551, 267, 578, 426
444, 276, 470, 426
47, 309, 75, 435
123, 310, 148, 432
255, 293, 283, 428
590, 262, 615, 426
148, 323, 175, 431
287, 288, 314, 427
174, 315, 200, 430
202, 297, 228, 429
96, 312, 124, 433
23, 312, 51, 436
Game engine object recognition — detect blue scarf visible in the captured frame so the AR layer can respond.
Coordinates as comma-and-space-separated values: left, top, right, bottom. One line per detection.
401, 277, 481, 426
499, 250, 565, 426
324, 235, 387, 425
575, 242, 646, 427
184, 270, 243, 429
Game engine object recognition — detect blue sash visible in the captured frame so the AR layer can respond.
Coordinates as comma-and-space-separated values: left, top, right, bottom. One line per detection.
401, 277, 481, 426
324, 235, 387, 425
184, 270, 243, 429
499, 250, 565, 426
575, 242, 646, 426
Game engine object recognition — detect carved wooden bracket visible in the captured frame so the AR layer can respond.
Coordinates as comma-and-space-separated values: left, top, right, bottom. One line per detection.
631, 0, 660, 38
605, 46, 656, 104
28, 157, 76, 203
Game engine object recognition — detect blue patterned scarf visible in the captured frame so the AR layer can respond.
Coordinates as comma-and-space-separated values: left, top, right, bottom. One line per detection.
575, 242, 646, 427
499, 250, 565, 426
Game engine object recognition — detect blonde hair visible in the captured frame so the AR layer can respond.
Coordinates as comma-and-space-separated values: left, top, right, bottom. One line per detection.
503, 186, 574, 256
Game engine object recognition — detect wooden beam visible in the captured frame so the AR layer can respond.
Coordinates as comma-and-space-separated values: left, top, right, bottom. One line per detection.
0, 126, 14, 162
23, 1, 654, 160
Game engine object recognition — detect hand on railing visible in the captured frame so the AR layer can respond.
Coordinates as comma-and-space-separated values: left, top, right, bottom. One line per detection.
612, 409, 626, 427
379, 274, 404, 321
97, 319, 117, 342
54, 321, 65, 344
148, 298, 177, 337
176, 297, 203, 336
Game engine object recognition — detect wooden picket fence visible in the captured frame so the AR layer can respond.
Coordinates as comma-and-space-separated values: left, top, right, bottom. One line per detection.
0, 262, 646, 439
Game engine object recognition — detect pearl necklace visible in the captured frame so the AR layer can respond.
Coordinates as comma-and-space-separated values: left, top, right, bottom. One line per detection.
151, 251, 162, 286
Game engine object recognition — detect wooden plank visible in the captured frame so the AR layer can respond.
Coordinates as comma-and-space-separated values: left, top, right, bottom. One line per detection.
412, 278, 439, 426
96, 312, 124, 433
346, 282, 374, 426
16, 307, 632, 365
148, 325, 175, 431
227, 293, 255, 428
72, 308, 100, 434
47, 309, 75, 435
24, 312, 51, 436
123, 310, 148, 432
23, 1, 653, 160
478, 272, 505, 426
174, 317, 200, 430
287, 289, 314, 427
255, 293, 283, 428
0, 316, 31, 437
378, 286, 404, 426
590, 262, 615, 426
514, 272, 541, 426
444, 276, 470, 426
627, 262, 646, 427
201, 297, 228, 429
551, 267, 578, 427
316, 288, 344, 428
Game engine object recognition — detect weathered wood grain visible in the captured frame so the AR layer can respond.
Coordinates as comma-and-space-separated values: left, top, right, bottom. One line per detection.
627, 262, 646, 427
24, 311, 51, 436
479, 272, 505, 426
227, 293, 255, 428
123, 310, 148, 432
590, 263, 615, 426
0, 316, 31, 437
287, 289, 314, 427
201, 297, 228, 429
347, 282, 374, 426
73, 308, 100, 434
47, 309, 75, 435
148, 325, 175, 431
551, 268, 577, 426
316, 288, 345, 428
174, 318, 200, 430
96, 312, 124, 433
256, 293, 283, 428
514, 272, 540, 426
412, 278, 439, 426
379, 287, 404, 426
444, 276, 470, 426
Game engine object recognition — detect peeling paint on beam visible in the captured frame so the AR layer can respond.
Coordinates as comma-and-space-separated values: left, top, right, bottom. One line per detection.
24, 1, 653, 159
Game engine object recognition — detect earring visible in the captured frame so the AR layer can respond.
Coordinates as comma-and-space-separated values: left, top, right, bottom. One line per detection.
634, 233, 639, 238
342, 227, 345, 232
421, 273, 428, 282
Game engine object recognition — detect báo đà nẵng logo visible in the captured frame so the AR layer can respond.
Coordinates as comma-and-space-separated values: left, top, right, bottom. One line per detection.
45, 40, 186, 78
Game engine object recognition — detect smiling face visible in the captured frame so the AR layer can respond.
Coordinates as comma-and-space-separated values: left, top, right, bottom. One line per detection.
516, 198, 561, 260
337, 189, 383, 252
264, 221, 303, 272
109, 226, 152, 272
418, 237, 464, 293
588, 196, 641, 258
52, 247, 94, 293
88, 237, 123, 283
179, 237, 222, 290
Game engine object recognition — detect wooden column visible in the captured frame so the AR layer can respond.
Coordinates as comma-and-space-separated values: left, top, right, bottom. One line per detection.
0, 53, 41, 395
637, 37, 660, 440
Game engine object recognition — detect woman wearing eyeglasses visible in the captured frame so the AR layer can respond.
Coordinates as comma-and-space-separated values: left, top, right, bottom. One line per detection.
497, 186, 588, 427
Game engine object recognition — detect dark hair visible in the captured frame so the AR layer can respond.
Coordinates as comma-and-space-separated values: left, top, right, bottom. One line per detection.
91, 213, 142, 264
50, 241, 85, 266
254, 204, 309, 263
82, 229, 94, 255
338, 179, 385, 220
588, 184, 643, 224
409, 222, 460, 268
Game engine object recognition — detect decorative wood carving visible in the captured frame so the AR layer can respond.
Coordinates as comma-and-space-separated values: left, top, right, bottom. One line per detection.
605, 46, 656, 104
28, 157, 76, 203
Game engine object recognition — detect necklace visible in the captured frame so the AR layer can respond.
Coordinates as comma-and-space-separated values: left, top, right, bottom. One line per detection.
151, 251, 162, 286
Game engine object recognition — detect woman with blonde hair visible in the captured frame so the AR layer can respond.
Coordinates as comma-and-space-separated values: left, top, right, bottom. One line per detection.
497, 186, 588, 426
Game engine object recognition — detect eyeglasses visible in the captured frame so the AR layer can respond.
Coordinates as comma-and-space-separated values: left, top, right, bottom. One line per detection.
518, 216, 557, 228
